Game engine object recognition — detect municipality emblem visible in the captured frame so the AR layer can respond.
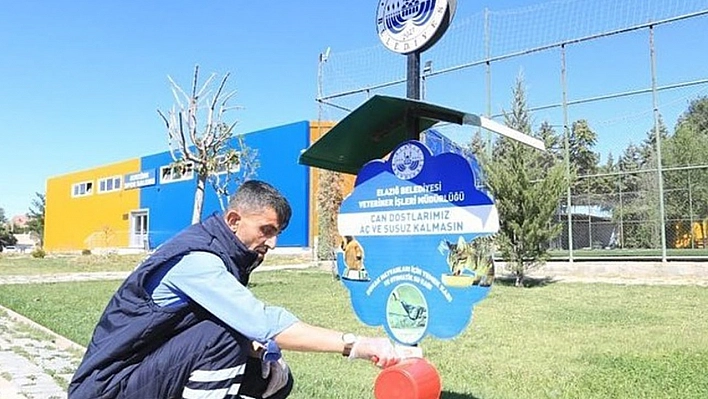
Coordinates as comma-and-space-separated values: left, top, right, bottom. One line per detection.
391, 142, 425, 180
376, 0, 453, 54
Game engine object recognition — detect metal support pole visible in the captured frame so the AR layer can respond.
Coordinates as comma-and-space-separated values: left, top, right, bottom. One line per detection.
484, 8, 493, 158
587, 185, 593, 248
421, 75, 426, 101
618, 174, 625, 249
406, 52, 421, 139
649, 26, 668, 262
561, 45, 574, 261
407, 52, 421, 100
688, 172, 695, 249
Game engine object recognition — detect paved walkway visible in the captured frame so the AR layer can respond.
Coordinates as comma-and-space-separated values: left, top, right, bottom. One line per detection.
0, 306, 80, 399
0, 261, 706, 398
496, 260, 708, 287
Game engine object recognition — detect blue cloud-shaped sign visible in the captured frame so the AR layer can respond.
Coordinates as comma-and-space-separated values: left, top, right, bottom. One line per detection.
337, 140, 499, 345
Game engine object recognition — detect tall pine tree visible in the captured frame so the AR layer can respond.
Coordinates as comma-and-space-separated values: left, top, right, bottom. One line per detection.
480, 76, 568, 286
27, 192, 45, 247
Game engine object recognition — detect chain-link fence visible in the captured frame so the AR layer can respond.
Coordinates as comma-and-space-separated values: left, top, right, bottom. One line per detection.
556, 164, 708, 255
317, 0, 708, 260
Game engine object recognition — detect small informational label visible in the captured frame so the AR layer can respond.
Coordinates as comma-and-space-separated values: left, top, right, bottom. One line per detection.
124, 170, 156, 189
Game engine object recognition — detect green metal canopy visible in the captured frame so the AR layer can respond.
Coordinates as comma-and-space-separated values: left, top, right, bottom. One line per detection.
299, 94, 544, 175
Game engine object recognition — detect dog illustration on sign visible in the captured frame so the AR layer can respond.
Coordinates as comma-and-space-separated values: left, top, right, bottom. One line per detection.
439, 236, 495, 287
340, 236, 370, 281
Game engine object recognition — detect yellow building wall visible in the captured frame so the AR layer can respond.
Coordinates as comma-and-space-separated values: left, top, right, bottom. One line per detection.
675, 219, 708, 249
45, 159, 141, 252
308, 121, 357, 247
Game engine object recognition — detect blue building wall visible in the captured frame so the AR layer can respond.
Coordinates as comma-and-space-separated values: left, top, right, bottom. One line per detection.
201, 121, 311, 247
139, 151, 197, 248
140, 121, 311, 248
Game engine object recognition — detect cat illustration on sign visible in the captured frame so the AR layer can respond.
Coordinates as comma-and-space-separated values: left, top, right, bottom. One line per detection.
340, 236, 370, 281
439, 235, 495, 287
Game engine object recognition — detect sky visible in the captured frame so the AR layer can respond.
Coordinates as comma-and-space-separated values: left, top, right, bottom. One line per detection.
1, 0, 707, 218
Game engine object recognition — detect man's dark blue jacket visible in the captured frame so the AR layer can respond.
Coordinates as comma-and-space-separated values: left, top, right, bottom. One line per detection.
68, 214, 259, 398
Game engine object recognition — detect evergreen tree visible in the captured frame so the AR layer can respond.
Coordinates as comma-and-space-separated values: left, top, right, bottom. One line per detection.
569, 119, 599, 203
492, 73, 531, 160
639, 116, 669, 169
481, 77, 568, 287
27, 192, 45, 247
676, 96, 708, 135
536, 121, 563, 170
0, 208, 17, 250
593, 153, 618, 211
616, 143, 659, 248
663, 103, 708, 248
468, 130, 487, 158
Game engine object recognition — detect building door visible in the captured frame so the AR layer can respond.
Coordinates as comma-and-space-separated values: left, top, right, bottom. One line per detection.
129, 210, 149, 249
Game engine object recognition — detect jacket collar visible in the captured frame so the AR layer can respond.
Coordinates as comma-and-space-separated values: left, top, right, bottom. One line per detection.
202, 213, 260, 280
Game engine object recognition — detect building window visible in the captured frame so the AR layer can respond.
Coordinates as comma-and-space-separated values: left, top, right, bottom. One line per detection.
72, 181, 94, 197
215, 154, 241, 175
160, 162, 194, 183
98, 176, 122, 194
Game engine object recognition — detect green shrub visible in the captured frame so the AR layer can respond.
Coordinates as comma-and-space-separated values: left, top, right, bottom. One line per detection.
81, 249, 91, 256
31, 248, 46, 258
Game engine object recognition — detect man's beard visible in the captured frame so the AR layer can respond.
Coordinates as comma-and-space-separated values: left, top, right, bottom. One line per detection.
247, 254, 265, 274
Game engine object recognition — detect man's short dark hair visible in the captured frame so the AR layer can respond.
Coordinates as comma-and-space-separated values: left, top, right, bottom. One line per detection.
229, 180, 292, 231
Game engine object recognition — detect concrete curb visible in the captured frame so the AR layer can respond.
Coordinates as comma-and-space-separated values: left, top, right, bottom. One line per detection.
1, 304, 86, 354
0, 304, 79, 398
495, 260, 708, 286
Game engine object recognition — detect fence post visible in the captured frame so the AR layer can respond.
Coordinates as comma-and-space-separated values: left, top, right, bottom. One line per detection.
484, 8, 493, 158
561, 44, 574, 262
618, 174, 625, 249
649, 25, 668, 262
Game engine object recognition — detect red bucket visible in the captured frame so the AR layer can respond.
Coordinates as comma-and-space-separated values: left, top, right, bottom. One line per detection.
374, 358, 441, 399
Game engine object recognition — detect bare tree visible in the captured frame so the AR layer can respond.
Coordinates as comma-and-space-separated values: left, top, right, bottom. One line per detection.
316, 169, 344, 261
158, 65, 258, 223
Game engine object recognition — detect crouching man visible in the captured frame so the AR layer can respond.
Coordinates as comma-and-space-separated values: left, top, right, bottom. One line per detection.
69, 180, 399, 399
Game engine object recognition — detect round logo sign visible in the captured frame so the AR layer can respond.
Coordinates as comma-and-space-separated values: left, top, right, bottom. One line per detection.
376, 0, 456, 54
391, 142, 425, 180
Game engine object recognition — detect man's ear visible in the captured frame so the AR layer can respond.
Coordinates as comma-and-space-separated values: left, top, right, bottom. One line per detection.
224, 210, 241, 232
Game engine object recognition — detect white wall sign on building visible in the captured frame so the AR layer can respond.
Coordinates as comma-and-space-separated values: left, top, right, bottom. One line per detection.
124, 170, 156, 190
376, 0, 456, 54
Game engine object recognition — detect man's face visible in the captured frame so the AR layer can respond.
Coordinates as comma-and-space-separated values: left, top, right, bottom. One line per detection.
226, 206, 280, 261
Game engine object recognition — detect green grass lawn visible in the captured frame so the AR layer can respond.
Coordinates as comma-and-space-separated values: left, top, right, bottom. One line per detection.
0, 252, 312, 275
0, 253, 145, 275
0, 269, 707, 398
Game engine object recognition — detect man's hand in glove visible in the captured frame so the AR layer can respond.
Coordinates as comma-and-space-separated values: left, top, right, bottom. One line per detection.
261, 357, 290, 398
348, 337, 400, 368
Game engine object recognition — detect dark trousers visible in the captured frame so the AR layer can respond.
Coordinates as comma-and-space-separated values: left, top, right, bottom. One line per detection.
117, 319, 293, 399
